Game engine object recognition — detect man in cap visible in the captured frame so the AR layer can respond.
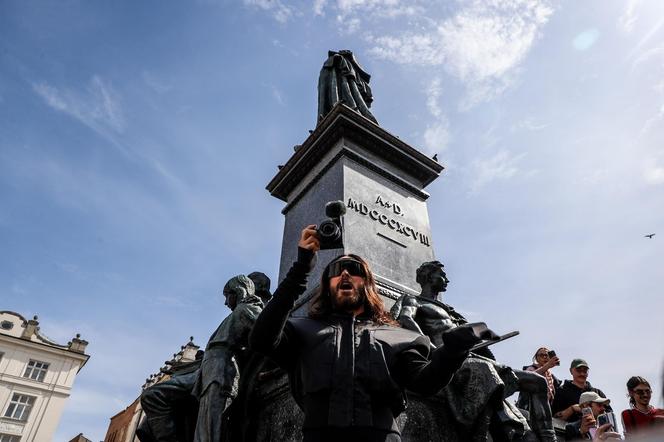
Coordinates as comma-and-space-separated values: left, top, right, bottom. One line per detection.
552, 358, 611, 423
564, 392, 619, 440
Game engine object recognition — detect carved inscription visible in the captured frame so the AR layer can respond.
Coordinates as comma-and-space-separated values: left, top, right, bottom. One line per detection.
375, 195, 403, 216
347, 197, 431, 247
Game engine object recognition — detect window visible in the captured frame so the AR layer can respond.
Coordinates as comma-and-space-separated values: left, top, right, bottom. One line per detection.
3, 393, 35, 421
0, 434, 21, 442
22, 360, 49, 382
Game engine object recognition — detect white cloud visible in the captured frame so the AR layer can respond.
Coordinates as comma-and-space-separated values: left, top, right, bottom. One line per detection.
271, 85, 285, 105
511, 117, 549, 132
422, 78, 451, 154
643, 158, 664, 185
335, 0, 421, 18
33, 76, 126, 134
313, 0, 328, 16
243, 0, 294, 23
142, 70, 173, 94
618, 0, 640, 34
426, 77, 444, 118
468, 149, 526, 192
317, 0, 424, 34
640, 103, 664, 135
368, 0, 554, 108
337, 15, 361, 34
423, 120, 450, 155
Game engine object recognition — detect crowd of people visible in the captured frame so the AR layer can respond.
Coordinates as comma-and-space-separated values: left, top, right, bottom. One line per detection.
139, 225, 663, 442
523, 347, 664, 440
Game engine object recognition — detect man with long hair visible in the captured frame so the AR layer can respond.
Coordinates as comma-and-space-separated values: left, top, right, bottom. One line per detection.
250, 225, 498, 442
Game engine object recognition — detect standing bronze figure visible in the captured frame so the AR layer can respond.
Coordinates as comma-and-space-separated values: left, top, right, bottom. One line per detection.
317, 50, 377, 124
191, 275, 263, 442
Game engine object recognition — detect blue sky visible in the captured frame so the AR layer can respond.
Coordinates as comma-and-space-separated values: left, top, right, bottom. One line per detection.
1, 0, 663, 439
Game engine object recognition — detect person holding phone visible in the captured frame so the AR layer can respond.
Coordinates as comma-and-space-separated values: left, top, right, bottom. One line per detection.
621, 376, 664, 438
524, 347, 561, 402
564, 392, 615, 440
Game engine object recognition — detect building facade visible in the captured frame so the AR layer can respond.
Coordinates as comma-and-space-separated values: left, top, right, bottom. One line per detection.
0, 311, 89, 442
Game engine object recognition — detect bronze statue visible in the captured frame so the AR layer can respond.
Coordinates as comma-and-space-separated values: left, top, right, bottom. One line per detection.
138, 351, 203, 442
248, 271, 272, 305
317, 50, 377, 124
191, 275, 263, 442
393, 261, 488, 351
392, 261, 556, 441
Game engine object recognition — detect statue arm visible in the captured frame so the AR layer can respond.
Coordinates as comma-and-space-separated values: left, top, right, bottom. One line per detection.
249, 248, 313, 366
397, 298, 424, 335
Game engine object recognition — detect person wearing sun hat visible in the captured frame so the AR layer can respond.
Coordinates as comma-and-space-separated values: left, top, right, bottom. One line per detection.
552, 358, 611, 423
564, 392, 620, 440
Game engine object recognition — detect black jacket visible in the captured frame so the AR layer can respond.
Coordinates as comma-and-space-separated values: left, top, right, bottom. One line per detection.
250, 249, 467, 437
551, 380, 611, 422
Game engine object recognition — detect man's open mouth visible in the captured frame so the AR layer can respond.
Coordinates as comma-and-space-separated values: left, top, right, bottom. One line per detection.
339, 281, 354, 290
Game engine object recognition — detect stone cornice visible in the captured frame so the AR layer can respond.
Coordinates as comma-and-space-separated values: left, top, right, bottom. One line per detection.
267, 103, 443, 202
0, 334, 89, 369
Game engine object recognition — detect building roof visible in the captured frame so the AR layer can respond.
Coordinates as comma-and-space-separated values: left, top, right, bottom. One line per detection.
68, 433, 93, 442
0, 311, 90, 369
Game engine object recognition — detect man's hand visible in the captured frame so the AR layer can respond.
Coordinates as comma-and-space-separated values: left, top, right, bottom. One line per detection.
593, 423, 621, 440
298, 225, 320, 252
580, 413, 597, 435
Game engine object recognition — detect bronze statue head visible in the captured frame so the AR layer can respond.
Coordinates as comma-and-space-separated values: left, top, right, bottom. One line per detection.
223, 275, 255, 311
416, 261, 449, 293
248, 271, 271, 304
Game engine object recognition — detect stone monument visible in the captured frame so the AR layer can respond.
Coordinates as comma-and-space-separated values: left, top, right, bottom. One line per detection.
246, 50, 448, 441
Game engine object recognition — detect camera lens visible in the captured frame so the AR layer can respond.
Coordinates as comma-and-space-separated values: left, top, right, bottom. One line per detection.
318, 220, 341, 241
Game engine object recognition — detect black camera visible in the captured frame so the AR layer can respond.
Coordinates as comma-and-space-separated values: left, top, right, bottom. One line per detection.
317, 201, 346, 250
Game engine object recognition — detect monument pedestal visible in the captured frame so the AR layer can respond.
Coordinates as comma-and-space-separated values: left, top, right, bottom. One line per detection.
267, 103, 443, 312
244, 104, 452, 441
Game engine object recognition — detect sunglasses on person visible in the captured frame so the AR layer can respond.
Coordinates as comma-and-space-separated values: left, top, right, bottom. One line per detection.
328, 258, 366, 278
633, 389, 652, 396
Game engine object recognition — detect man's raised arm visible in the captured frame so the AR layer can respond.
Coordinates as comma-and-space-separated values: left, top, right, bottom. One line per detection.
249, 226, 319, 361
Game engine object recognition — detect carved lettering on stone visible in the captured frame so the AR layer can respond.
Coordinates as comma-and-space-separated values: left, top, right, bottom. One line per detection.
347, 197, 430, 247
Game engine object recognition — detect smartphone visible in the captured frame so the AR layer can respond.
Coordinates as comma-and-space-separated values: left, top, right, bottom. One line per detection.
581, 407, 593, 418
547, 350, 560, 365
597, 412, 616, 429
597, 413, 611, 428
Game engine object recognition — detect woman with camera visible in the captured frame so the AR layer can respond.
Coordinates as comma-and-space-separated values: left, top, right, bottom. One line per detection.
525, 347, 561, 402
621, 376, 664, 438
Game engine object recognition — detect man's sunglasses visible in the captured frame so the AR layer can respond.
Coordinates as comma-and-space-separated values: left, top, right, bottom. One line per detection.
328, 258, 366, 278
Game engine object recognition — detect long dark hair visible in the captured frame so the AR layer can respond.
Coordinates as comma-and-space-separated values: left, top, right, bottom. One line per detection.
626, 376, 651, 406
309, 254, 397, 326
